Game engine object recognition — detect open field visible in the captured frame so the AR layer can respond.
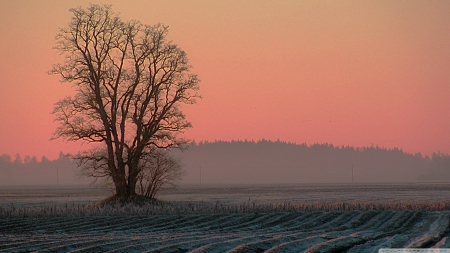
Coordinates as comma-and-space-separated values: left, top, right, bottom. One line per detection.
1, 183, 450, 252
3, 183, 450, 207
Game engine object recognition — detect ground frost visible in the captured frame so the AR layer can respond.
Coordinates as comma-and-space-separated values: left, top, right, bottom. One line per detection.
1, 211, 450, 252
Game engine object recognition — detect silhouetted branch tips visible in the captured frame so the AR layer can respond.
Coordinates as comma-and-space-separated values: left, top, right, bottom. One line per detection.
50, 3, 200, 200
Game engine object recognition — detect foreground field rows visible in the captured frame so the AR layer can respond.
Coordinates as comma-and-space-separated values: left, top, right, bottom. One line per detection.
1, 210, 450, 252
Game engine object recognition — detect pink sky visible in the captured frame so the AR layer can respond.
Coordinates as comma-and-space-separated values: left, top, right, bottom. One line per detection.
1, 1, 450, 160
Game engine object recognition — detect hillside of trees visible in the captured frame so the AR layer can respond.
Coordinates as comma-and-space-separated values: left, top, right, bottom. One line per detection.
1, 140, 449, 185
173, 140, 450, 184
0, 152, 79, 185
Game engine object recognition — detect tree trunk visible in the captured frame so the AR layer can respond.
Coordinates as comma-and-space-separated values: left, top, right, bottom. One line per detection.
127, 162, 140, 197
112, 163, 129, 198
113, 176, 128, 198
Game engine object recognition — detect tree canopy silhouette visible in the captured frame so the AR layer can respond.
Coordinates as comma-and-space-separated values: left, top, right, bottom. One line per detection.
50, 4, 200, 198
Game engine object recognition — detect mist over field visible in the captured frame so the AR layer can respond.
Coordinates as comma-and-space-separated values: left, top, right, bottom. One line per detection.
0, 153, 78, 185
1, 140, 449, 186
177, 140, 449, 184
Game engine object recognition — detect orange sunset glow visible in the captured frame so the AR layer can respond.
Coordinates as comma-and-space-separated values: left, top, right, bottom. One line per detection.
1, 0, 450, 160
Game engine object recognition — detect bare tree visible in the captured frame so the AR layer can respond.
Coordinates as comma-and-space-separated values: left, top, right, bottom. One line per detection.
51, 4, 199, 199
136, 148, 183, 199
77, 147, 183, 199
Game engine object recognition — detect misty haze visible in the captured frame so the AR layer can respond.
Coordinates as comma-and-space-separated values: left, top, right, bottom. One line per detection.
2, 140, 450, 186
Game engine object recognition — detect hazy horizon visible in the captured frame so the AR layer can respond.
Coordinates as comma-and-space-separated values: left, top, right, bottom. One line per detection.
2, 140, 449, 186
1, 138, 446, 162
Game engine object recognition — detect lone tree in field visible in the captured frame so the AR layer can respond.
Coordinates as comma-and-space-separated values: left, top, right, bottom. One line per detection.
51, 4, 199, 199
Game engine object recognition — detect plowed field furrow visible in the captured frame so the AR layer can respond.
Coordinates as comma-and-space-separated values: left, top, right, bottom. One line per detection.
226, 232, 325, 253
102, 234, 193, 252
349, 212, 443, 250
268, 212, 316, 229
377, 211, 422, 239
272, 212, 324, 232
141, 234, 245, 253
188, 214, 254, 232
265, 235, 329, 252
25, 217, 74, 230
28, 217, 106, 233
257, 212, 303, 230
345, 211, 380, 231
63, 235, 163, 253
402, 212, 449, 248
144, 215, 206, 232
29, 217, 102, 233
343, 210, 380, 229
302, 212, 356, 231
62, 217, 123, 232
189, 234, 258, 253
357, 210, 396, 230
0, 218, 35, 233
66, 237, 138, 253
338, 213, 423, 250
222, 234, 282, 253
282, 211, 339, 231
321, 211, 361, 231
178, 214, 237, 231
79, 216, 132, 228
2, 211, 450, 251
346, 237, 391, 253
0, 235, 95, 253
86, 217, 153, 233
432, 236, 450, 248
0, 239, 43, 252
168, 214, 239, 232
209, 213, 281, 231
175, 214, 224, 228
106, 234, 217, 253
377, 211, 414, 232
37, 236, 117, 252
219, 215, 276, 231
103, 216, 167, 233
308, 212, 350, 229
282, 228, 371, 252
172, 214, 225, 231
304, 234, 369, 253
379, 234, 412, 248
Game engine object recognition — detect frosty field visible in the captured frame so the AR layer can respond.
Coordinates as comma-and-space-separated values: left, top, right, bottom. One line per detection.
1, 183, 450, 252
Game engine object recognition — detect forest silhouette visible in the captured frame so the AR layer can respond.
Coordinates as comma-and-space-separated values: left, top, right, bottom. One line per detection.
1, 140, 449, 185
0, 152, 78, 185
175, 140, 450, 184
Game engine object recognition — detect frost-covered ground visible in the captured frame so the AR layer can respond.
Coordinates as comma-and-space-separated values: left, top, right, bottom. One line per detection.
160, 183, 450, 204
3, 183, 450, 207
1, 183, 450, 252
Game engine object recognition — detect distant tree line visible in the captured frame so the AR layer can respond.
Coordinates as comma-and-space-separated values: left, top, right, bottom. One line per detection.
0, 152, 79, 185
0, 151, 68, 165
174, 140, 450, 184
419, 152, 450, 180
2, 140, 449, 185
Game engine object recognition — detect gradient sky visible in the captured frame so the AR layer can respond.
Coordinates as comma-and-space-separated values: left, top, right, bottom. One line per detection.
1, 0, 450, 160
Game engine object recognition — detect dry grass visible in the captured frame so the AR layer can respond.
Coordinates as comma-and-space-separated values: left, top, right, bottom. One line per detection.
2, 199, 450, 218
